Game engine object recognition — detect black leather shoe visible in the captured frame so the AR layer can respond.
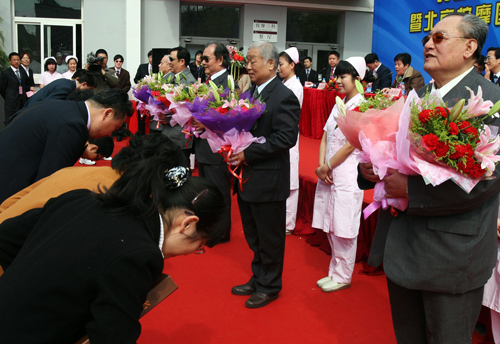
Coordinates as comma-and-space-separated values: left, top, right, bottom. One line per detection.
245, 292, 279, 308
231, 283, 256, 296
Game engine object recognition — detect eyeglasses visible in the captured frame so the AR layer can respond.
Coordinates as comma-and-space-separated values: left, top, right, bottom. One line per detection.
169, 57, 178, 62
485, 56, 496, 62
115, 60, 123, 63
202, 56, 216, 63
421, 31, 471, 46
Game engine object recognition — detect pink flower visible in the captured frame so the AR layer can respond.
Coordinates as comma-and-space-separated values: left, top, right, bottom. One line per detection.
474, 125, 500, 177
464, 86, 494, 118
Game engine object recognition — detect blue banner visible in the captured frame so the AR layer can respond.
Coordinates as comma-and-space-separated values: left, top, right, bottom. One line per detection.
373, 0, 500, 84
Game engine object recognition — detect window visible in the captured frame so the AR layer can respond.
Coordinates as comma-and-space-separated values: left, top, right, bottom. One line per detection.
287, 10, 340, 44
14, 0, 83, 79
180, 4, 240, 38
15, 0, 81, 19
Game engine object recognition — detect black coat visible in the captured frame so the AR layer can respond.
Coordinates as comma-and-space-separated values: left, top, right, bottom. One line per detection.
0, 189, 163, 344
23, 78, 77, 109
134, 63, 150, 83
297, 68, 318, 85
0, 67, 29, 118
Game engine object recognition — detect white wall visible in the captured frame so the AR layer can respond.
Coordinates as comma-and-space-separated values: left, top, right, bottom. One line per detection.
342, 11, 373, 60
241, 4, 287, 53
141, 0, 180, 62
84, 0, 127, 67
0, 1, 14, 65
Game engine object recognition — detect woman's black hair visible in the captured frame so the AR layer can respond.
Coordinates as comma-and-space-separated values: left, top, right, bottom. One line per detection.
95, 134, 226, 246
278, 51, 304, 74
44, 58, 56, 72
334, 60, 359, 79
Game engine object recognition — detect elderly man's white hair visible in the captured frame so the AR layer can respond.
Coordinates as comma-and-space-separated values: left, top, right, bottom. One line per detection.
249, 42, 279, 70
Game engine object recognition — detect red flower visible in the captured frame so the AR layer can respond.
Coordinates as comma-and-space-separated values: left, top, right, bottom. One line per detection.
352, 106, 360, 112
448, 122, 459, 135
434, 141, 450, 157
151, 91, 161, 97
434, 107, 448, 118
450, 144, 471, 159
419, 109, 433, 124
215, 106, 229, 115
460, 122, 478, 138
422, 133, 439, 151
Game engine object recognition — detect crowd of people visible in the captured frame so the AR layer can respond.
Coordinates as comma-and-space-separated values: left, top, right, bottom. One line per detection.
0, 12, 500, 344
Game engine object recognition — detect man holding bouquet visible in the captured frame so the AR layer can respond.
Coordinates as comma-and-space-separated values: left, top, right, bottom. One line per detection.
228, 42, 301, 308
194, 43, 233, 244
359, 13, 500, 343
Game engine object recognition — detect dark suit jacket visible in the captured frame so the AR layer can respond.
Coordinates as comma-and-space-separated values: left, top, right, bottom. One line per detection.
114, 68, 132, 92
235, 77, 301, 202
0, 189, 163, 344
23, 78, 77, 109
297, 68, 318, 86
372, 64, 392, 91
363, 69, 500, 294
21, 66, 35, 88
0, 67, 29, 118
189, 62, 206, 82
134, 63, 150, 83
0, 100, 89, 203
489, 72, 500, 86
195, 70, 230, 165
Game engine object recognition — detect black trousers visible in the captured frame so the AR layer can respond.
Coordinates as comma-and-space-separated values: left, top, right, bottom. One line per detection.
387, 277, 484, 344
198, 162, 232, 242
237, 195, 286, 295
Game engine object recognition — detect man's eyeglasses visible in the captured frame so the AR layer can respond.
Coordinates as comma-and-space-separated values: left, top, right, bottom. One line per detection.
202, 56, 216, 63
115, 60, 123, 63
169, 57, 178, 62
421, 31, 471, 47
485, 56, 496, 62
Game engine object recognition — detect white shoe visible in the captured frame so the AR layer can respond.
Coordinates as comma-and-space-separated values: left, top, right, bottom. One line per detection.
321, 281, 350, 293
79, 158, 96, 165
102, 156, 112, 161
317, 276, 332, 288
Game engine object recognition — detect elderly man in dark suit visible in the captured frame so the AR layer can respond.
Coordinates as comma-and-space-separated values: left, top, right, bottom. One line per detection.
229, 42, 301, 308
0, 89, 132, 203
192, 42, 233, 245
359, 13, 500, 343
0, 52, 30, 120
365, 53, 392, 91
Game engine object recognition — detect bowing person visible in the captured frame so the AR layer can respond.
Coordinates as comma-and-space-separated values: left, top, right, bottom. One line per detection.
278, 47, 303, 235
0, 140, 225, 343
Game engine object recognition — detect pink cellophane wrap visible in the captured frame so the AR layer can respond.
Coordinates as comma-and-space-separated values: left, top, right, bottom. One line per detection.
164, 93, 193, 127
345, 90, 422, 219
200, 127, 266, 164
337, 96, 406, 150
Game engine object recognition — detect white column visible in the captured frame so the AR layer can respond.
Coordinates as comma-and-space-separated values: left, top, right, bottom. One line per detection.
126, 0, 141, 85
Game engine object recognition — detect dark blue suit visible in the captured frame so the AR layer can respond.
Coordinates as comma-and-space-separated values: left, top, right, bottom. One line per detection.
24, 78, 77, 108
372, 63, 392, 91
0, 100, 89, 203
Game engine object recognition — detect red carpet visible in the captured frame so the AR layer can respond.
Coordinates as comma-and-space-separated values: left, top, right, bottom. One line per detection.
87, 136, 486, 343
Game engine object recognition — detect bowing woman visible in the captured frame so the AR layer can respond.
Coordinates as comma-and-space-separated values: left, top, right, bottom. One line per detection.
38, 56, 62, 88
0, 151, 226, 343
278, 47, 303, 235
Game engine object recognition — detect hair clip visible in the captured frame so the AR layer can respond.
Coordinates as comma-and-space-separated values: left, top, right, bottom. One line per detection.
191, 189, 209, 205
164, 166, 190, 189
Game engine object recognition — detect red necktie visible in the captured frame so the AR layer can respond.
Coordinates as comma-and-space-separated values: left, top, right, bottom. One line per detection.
117, 70, 120, 76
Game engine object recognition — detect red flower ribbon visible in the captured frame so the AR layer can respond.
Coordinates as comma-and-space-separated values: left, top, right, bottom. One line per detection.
217, 145, 249, 192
